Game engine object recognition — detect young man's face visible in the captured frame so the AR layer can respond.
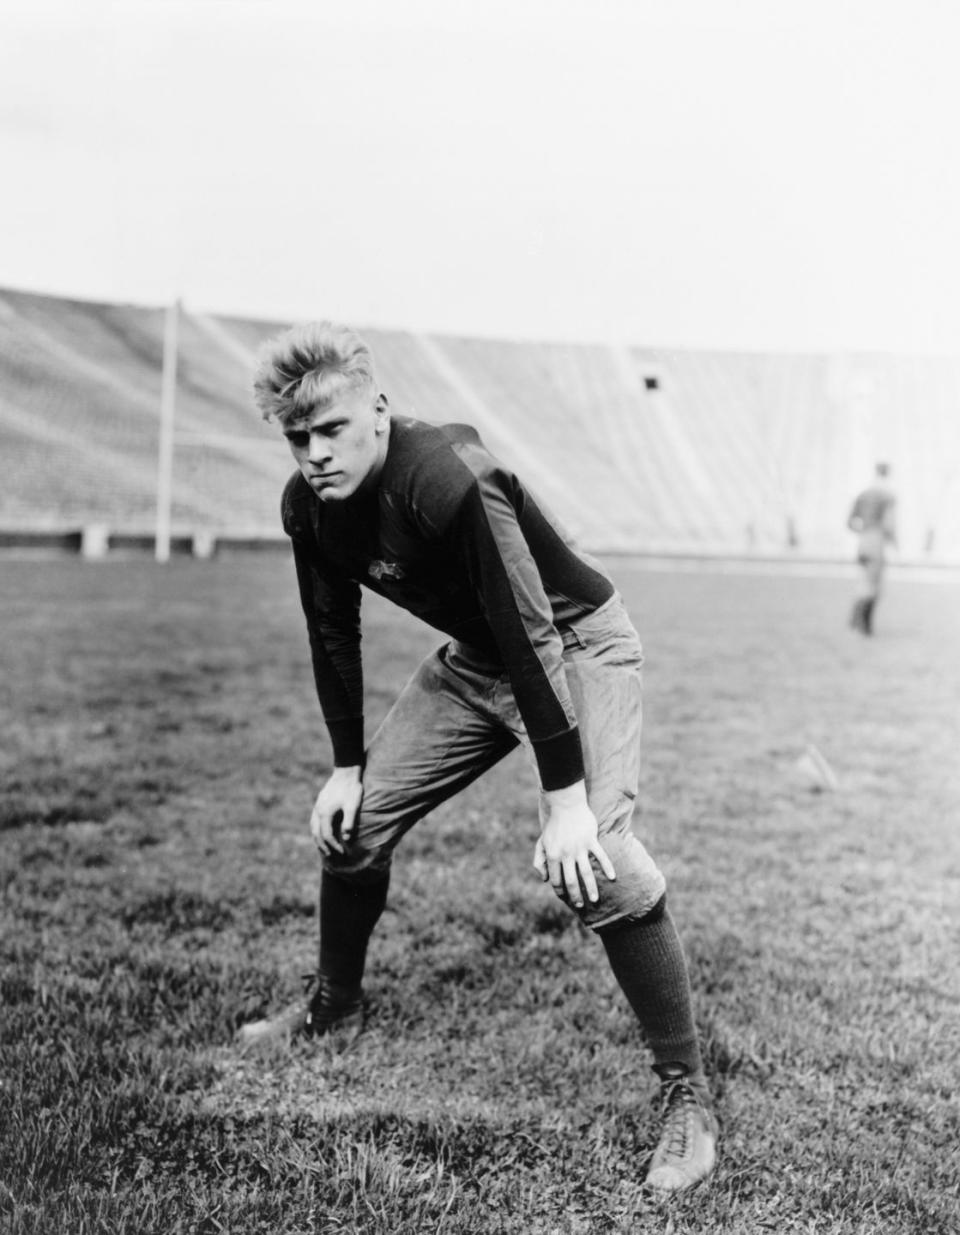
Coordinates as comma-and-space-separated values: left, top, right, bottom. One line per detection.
282, 386, 390, 502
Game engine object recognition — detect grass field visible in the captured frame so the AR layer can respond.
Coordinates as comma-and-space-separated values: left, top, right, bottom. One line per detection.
1, 554, 958, 1235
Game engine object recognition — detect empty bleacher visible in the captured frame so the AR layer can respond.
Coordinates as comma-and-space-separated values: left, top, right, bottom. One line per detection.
1, 286, 957, 561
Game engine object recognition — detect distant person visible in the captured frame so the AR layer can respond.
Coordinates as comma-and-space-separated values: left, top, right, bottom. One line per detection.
847, 462, 898, 635
238, 321, 718, 1192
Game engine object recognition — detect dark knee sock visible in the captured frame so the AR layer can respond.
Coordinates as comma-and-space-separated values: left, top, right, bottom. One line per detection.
599, 896, 708, 1098
318, 867, 390, 996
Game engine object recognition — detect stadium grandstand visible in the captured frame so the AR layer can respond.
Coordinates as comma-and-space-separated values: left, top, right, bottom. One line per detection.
1, 285, 958, 563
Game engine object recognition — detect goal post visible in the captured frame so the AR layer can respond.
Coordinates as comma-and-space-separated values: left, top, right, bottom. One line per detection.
155, 298, 180, 563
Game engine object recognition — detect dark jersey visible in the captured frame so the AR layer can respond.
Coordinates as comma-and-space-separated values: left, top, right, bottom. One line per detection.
282, 416, 615, 790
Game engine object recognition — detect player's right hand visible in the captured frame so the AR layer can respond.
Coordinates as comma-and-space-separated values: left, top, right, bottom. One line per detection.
310, 766, 364, 856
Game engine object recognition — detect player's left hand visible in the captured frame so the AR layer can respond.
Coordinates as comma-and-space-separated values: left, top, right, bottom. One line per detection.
533, 781, 616, 909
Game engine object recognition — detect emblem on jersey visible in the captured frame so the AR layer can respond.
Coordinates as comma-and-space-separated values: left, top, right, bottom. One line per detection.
368, 559, 406, 582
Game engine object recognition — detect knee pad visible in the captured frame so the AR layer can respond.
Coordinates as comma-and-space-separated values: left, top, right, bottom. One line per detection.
321, 851, 392, 885
569, 829, 667, 933
595, 891, 667, 936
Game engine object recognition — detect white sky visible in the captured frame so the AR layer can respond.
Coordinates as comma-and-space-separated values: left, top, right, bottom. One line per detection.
2, 0, 959, 353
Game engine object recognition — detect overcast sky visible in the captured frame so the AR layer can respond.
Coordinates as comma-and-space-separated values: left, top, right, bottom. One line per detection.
2, 0, 959, 353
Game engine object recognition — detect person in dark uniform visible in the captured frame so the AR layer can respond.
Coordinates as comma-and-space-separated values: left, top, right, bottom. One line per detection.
847, 462, 898, 635
239, 321, 718, 1192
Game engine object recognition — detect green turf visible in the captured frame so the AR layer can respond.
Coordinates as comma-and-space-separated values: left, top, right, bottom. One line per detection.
1, 556, 958, 1233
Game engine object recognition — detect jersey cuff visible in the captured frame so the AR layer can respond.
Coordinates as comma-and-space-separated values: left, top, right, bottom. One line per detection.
327, 717, 365, 768
533, 726, 585, 791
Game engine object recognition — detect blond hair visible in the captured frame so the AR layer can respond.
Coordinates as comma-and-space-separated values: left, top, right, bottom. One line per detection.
253, 320, 377, 423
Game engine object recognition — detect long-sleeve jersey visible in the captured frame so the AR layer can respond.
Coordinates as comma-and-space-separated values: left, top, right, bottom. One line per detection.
282, 416, 616, 791
848, 483, 897, 553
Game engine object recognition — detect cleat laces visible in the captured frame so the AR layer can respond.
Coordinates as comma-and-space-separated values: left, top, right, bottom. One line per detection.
658, 1079, 699, 1160
645, 1070, 718, 1192
304, 973, 363, 1035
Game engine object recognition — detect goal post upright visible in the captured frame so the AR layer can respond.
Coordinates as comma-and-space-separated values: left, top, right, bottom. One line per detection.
155, 297, 181, 563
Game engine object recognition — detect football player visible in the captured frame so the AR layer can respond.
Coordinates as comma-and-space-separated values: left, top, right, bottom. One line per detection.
240, 321, 718, 1192
847, 462, 898, 635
